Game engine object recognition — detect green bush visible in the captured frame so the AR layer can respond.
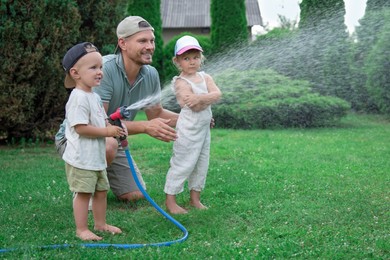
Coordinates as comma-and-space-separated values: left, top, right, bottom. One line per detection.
208, 69, 349, 129
0, 0, 81, 142
0, 0, 128, 143
212, 69, 350, 129
77, 0, 127, 55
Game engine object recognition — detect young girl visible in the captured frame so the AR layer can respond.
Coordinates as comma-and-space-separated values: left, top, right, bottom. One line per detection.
62, 42, 125, 240
164, 36, 222, 214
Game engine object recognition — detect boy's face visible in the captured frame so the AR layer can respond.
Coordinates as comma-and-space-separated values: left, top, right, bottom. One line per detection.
120, 30, 155, 65
72, 52, 103, 90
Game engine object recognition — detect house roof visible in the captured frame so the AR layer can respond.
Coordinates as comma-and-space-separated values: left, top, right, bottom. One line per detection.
162, 0, 263, 28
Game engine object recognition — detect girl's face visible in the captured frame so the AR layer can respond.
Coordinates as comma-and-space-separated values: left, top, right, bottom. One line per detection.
175, 50, 202, 75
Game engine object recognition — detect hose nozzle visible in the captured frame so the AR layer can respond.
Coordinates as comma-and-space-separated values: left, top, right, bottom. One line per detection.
109, 106, 133, 149
109, 106, 134, 121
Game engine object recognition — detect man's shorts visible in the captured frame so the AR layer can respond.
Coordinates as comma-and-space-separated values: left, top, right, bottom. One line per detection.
107, 147, 146, 197
65, 163, 110, 193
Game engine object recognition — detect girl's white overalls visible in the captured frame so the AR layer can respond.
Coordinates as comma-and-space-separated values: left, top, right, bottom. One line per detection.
164, 72, 212, 195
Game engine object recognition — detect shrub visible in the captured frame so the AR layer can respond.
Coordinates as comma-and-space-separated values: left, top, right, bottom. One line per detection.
0, 0, 129, 143
77, 0, 127, 55
0, 0, 81, 142
163, 69, 350, 129
211, 69, 350, 129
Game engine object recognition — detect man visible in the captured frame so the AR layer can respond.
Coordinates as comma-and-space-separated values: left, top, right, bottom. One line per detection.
94, 16, 178, 202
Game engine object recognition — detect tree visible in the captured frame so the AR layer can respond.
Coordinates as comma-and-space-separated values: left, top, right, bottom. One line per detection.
352, 0, 390, 112
0, 0, 81, 142
364, 9, 390, 114
365, 0, 390, 11
297, 0, 353, 105
210, 0, 248, 53
76, 0, 128, 55
299, 0, 345, 30
126, 0, 165, 83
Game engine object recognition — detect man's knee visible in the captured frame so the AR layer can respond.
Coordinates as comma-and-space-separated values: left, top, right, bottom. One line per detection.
106, 137, 118, 165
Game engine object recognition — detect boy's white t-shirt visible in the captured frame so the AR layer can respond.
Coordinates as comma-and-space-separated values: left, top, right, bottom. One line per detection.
63, 88, 107, 171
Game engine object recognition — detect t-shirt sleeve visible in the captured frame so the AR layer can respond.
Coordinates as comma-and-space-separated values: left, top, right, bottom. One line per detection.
67, 94, 90, 127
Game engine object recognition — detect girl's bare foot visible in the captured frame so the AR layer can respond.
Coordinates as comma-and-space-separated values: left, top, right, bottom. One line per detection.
77, 230, 102, 241
166, 203, 188, 214
95, 224, 122, 235
166, 194, 188, 214
190, 201, 208, 210
189, 190, 207, 210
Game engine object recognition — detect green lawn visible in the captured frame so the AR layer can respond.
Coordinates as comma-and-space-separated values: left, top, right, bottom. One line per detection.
0, 113, 389, 259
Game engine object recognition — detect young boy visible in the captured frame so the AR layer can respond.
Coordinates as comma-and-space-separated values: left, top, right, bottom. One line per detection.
62, 42, 125, 240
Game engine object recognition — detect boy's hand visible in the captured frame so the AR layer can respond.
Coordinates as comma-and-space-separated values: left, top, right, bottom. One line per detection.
106, 125, 126, 138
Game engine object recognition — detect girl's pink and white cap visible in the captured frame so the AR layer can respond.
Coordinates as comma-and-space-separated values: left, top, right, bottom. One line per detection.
174, 36, 203, 56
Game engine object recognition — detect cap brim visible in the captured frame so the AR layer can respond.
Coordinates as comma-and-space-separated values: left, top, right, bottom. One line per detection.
64, 74, 76, 89
176, 46, 203, 56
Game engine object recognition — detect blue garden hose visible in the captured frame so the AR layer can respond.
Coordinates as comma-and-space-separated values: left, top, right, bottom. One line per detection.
0, 143, 188, 254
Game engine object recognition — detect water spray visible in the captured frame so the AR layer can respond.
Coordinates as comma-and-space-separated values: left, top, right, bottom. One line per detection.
0, 102, 188, 254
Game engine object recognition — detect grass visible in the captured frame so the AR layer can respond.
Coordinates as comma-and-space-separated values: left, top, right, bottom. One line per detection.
0, 113, 389, 259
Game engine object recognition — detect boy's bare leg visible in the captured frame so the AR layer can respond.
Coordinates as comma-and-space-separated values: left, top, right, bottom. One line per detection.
93, 190, 122, 234
190, 190, 208, 209
73, 192, 102, 241
165, 194, 188, 214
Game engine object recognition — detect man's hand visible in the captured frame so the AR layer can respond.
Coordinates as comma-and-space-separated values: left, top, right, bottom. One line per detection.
145, 118, 177, 142
121, 121, 128, 136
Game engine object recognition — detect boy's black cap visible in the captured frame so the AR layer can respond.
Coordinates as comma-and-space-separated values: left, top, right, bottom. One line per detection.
62, 42, 98, 88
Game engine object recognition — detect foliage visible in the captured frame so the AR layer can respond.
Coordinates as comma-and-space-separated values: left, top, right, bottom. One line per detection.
127, 0, 165, 83
255, 27, 294, 42
163, 68, 350, 129
298, 0, 353, 103
253, 2, 360, 112
364, 10, 390, 115
161, 33, 212, 86
299, 0, 345, 29
211, 69, 350, 129
0, 0, 80, 142
365, 0, 390, 11
352, 0, 390, 112
0, 0, 128, 142
76, 0, 127, 55
210, 0, 248, 54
